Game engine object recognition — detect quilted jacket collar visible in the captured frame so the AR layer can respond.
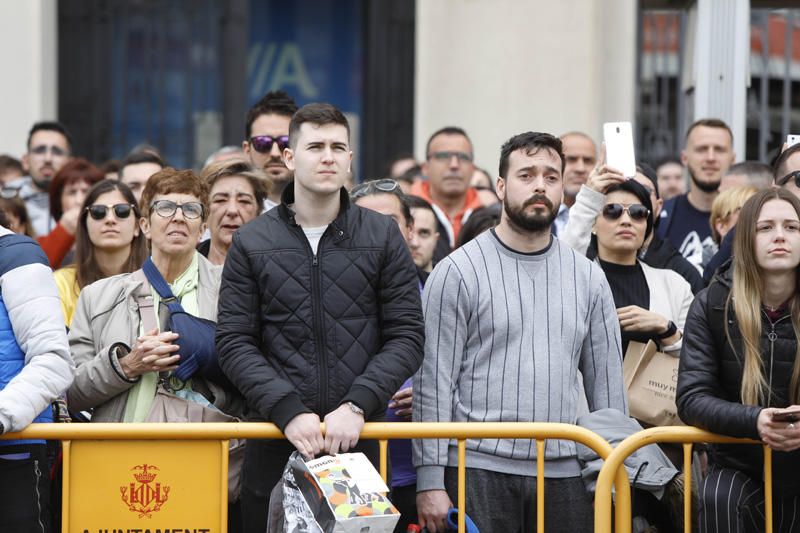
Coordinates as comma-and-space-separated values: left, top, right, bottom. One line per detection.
278, 182, 350, 243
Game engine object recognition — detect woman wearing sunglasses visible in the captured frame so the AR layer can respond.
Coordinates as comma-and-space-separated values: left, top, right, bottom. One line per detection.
678, 188, 800, 531
52, 179, 147, 326
591, 179, 692, 354
67, 166, 240, 421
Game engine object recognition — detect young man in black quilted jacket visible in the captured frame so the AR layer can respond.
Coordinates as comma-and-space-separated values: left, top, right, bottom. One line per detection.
216, 102, 425, 533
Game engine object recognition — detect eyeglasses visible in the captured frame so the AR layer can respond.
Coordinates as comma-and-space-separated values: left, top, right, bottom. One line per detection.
428, 151, 473, 163
0, 186, 21, 199
349, 179, 400, 199
779, 170, 800, 188
601, 203, 650, 222
29, 145, 68, 157
86, 203, 136, 221
150, 200, 204, 219
249, 135, 290, 154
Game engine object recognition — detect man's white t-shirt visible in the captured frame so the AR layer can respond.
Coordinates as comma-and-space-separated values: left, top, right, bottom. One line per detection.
303, 225, 328, 256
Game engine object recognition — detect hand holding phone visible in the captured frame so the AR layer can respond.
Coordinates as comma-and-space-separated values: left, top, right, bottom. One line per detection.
603, 122, 637, 178
771, 407, 800, 423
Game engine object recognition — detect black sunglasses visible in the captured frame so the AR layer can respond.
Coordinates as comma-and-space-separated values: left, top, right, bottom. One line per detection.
86, 203, 136, 221
779, 170, 800, 188
601, 203, 650, 221
249, 135, 290, 154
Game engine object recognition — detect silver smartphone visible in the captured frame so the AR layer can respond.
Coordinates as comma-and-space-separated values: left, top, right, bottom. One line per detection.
787, 134, 800, 148
603, 122, 637, 178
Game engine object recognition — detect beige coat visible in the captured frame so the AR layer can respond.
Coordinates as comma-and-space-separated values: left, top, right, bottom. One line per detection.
67, 254, 242, 421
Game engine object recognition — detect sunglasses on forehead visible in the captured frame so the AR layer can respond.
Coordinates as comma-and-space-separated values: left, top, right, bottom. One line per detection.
349, 179, 400, 199
86, 203, 136, 221
601, 203, 650, 221
249, 135, 290, 154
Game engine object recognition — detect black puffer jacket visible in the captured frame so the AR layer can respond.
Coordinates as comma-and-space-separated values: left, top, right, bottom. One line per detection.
216, 185, 424, 430
677, 260, 800, 494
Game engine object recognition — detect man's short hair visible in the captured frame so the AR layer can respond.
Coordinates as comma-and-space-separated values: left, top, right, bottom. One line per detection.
245, 90, 299, 139
684, 118, 733, 143
724, 161, 773, 189
774, 143, 800, 183
288, 103, 350, 149
425, 126, 471, 157
119, 151, 166, 176
0, 155, 24, 176
498, 132, 565, 178
27, 121, 73, 151
200, 158, 270, 211
405, 194, 436, 216
636, 163, 660, 199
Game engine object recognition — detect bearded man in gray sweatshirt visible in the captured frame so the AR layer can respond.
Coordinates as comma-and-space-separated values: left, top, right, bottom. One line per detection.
413, 131, 628, 533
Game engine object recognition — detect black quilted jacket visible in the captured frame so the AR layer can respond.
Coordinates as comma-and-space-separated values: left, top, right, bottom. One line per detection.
216, 185, 424, 431
677, 261, 800, 494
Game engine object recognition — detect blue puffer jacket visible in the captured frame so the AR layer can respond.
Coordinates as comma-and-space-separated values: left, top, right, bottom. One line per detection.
0, 232, 72, 445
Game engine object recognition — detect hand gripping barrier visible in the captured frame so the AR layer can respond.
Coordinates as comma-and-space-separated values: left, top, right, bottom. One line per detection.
1, 422, 630, 533
593, 426, 770, 533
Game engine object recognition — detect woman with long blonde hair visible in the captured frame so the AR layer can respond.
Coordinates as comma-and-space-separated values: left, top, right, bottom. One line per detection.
677, 187, 800, 532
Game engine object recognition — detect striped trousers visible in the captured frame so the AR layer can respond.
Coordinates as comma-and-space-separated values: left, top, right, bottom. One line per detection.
699, 466, 800, 532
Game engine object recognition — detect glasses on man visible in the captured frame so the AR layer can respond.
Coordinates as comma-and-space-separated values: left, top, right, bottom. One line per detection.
779, 170, 800, 188
249, 135, 290, 154
150, 200, 204, 219
601, 203, 650, 222
86, 203, 136, 221
428, 151, 473, 163
29, 145, 68, 157
349, 179, 400, 199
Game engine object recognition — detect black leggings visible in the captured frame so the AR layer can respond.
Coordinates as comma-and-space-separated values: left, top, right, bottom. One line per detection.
699, 465, 800, 533
0, 443, 51, 533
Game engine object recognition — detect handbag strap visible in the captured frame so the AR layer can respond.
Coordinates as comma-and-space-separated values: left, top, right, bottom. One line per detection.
142, 257, 185, 314
132, 270, 158, 333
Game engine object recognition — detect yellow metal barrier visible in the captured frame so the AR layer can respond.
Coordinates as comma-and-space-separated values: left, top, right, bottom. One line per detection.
594, 426, 769, 533
2, 422, 630, 533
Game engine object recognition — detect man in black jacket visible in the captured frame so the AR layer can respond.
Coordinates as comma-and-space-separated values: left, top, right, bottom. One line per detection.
216, 103, 425, 533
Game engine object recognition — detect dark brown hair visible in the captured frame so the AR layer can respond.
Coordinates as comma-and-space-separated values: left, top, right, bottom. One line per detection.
75, 179, 148, 289
49, 158, 104, 221
288, 103, 350, 149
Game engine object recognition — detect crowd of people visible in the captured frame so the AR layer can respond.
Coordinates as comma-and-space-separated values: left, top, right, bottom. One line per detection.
2, 89, 800, 533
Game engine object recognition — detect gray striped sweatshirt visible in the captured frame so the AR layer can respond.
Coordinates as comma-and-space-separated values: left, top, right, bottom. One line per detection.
412, 230, 627, 491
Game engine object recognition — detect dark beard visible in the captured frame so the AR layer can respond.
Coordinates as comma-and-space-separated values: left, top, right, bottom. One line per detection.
688, 167, 720, 193
503, 194, 557, 233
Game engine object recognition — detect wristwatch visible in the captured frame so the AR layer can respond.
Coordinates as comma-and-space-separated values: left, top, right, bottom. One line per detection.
657, 320, 678, 340
346, 401, 365, 417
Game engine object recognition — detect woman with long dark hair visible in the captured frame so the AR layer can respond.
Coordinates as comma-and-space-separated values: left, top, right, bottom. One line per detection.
53, 179, 148, 326
678, 188, 800, 532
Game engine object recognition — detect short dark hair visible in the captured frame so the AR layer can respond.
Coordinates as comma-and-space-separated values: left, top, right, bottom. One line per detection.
245, 90, 299, 139
604, 179, 655, 242
405, 194, 436, 215
120, 151, 166, 177
27, 121, 73, 152
397, 164, 423, 184
0, 155, 24, 176
635, 163, 659, 199
425, 127, 471, 157
684, 118, 733, 144
288, 103, 350, 149
457, 204, 502, 247
774, 143, 800, 183
498, 132, 565, 178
